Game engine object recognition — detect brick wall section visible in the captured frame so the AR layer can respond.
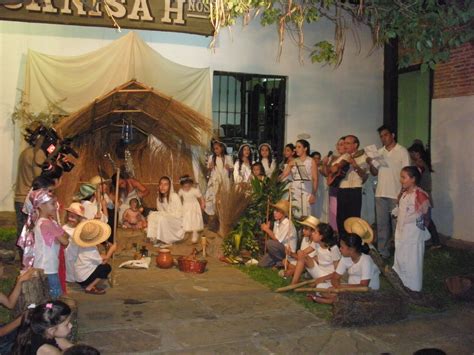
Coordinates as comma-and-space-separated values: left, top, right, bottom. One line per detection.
433, 43, 474, 99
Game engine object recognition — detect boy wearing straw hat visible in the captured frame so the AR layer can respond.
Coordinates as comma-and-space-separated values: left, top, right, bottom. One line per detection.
258, 200, 297, 268
74, 183, 108, 223
73, 220, 115, 295
63, 203, 86, 283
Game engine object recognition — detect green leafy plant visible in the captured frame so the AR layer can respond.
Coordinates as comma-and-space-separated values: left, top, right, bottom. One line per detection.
223, 172, 289, 258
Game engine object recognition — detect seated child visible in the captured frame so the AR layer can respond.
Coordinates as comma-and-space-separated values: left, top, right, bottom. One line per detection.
288, 219, 340, 287
13, 300, 74, 354
63, 203, 86, 283
73, 220, 116, 295
0, 268, 35, 354
313, 233, 380, 304
122, 198, 147, 229
258, 200, 297, 268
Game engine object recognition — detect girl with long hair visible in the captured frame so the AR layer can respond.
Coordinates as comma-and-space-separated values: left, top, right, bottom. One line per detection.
233, 143, 253, 184
147, 176, 184, 246
13, 300, 73, 354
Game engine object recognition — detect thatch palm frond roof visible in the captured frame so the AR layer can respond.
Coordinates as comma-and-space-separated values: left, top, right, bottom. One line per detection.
55, 80, 211, 150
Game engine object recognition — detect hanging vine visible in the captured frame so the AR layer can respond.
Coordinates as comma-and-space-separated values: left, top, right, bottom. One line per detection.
206, 0, 474, 69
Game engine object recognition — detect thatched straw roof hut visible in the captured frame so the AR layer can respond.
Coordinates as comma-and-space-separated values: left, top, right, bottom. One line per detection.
54, 79, 211, 207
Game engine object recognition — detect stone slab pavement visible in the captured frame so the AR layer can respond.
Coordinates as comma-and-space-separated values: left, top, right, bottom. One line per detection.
70, 257, 474, 354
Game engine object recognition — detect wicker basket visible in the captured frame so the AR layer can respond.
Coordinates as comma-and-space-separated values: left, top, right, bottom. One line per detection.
177, 256, 207, 274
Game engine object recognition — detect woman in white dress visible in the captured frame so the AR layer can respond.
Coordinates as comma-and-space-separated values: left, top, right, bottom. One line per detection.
178, 175, 205, 243
281, 139, 318, 218
233, 144, 253, 184
204, 140, 233, 216
393, 166, 431, 292
147, 176, 184, 245
258, 143, 276, 178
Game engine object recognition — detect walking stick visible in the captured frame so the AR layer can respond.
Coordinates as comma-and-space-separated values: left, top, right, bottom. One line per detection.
110, 168, 120, 288
264, 196, 270, 253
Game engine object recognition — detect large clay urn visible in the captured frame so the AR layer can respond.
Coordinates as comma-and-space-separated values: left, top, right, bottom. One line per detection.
156, 249, 174, 269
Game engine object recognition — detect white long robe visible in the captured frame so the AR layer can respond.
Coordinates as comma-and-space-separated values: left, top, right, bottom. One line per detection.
393, 188, 431, 292
290, 157, 313, 218
204, 155, 232, 216
147, 192, 184, 244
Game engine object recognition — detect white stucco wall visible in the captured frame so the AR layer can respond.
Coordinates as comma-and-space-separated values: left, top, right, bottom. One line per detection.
431, 96, 474, 242
0, 19, 383, 211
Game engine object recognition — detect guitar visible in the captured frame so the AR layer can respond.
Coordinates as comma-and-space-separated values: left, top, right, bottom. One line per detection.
326, 150, 365, 187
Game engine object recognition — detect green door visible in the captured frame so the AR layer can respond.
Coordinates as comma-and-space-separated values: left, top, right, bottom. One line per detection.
397, 70, 430, 147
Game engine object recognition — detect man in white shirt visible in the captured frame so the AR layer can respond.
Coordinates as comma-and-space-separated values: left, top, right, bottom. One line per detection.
367, 125, 410, 258
332, 135, 368, 234
258, 200, 297, 268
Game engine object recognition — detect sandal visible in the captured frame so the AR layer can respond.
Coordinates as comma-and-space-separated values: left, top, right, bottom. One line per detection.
85, 287, 106, 295
306, 293, 318, 303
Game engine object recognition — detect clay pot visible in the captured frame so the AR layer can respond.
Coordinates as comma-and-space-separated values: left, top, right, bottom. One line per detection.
156, 249, 174, 269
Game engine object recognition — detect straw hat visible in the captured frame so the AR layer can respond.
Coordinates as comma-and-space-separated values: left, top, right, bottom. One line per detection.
270, 200, 290, 216
299, 215, 320, 230
73, 183, 96, 201
73, 220, 111, 247
344, 217, 374, 244
89, 175, 111, 186
65, 202, 85, 218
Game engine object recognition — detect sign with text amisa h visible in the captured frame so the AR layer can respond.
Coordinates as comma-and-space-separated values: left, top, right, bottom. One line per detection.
0, 0, 213, 36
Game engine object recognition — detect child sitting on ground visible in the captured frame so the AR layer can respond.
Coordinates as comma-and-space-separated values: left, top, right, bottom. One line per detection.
73, 220, 115, 295
13, 300, 74, 354
313, 232, 380, 304
178, 175, 204, 243
288, 219, 340, 288
258, 200, 297, 268
122, 198, 147, 229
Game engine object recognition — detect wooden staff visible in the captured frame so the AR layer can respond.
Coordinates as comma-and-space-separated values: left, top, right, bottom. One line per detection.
110, 168, 121, 288
295, 286, 369, 293
283, 187, 292, 271
264, 196, 270, 253
275, 279, 315, 292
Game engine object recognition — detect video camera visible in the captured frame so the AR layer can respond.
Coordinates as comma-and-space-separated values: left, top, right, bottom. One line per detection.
24, 124, 79, 176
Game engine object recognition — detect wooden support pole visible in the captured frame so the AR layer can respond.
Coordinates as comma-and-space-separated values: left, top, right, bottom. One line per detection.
110, 168, 121, 288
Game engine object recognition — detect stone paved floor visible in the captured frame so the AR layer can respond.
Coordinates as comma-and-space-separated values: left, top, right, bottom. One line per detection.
71, 257, 474, 354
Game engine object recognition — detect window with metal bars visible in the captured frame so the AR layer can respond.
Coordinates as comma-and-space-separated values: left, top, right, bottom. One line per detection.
212, 71, 287, 160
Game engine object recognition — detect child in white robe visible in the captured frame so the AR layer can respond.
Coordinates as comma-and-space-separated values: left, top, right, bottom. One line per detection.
178, 175, 205, 243
258, 143, 276, 178
392, 166, 431, 292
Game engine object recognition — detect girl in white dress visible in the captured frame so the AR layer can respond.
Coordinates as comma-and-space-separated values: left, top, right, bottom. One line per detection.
288, 219, 340, 287
62, 202, 85, 283
281, 139, 318, 218
258, 143, 276, 178
204, 140, 233, 216
233, 144, 253, 184
147, 176, 184, 245
392, 166, 431, 292
178, 175, 205, 243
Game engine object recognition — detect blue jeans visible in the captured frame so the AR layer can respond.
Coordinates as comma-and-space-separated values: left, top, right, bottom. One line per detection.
375, 197, 397, 258
47, 273, 63, 298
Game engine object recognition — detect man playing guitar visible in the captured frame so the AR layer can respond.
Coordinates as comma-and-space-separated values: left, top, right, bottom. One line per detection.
331, 135, 368, 234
